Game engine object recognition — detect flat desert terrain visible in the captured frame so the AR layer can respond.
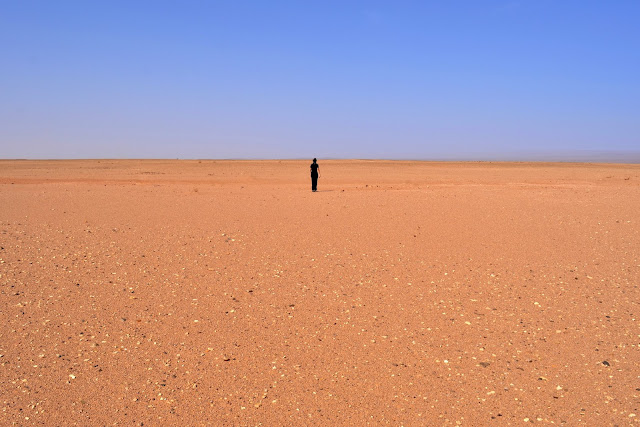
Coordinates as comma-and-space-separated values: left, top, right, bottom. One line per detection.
1, 159, 639, 425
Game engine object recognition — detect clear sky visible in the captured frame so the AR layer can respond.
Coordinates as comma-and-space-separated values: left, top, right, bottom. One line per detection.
2, 1, 639, 160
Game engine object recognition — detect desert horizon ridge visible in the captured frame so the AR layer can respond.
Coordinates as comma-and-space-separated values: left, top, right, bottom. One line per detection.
1, 159, 639, 424
3, 153, 640, 163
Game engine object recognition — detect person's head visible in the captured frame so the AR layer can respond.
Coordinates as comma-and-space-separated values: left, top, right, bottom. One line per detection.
313, 158, 317, 163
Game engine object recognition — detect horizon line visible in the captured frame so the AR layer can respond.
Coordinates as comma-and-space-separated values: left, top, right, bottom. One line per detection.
2, 157, 640, 165
2, 149, 640, 163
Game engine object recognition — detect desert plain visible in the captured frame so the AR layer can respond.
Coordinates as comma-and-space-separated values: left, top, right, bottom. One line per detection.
1, 159, 639, 425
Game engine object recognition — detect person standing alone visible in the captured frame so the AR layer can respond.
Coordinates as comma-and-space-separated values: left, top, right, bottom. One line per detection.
310, 158, 320, 192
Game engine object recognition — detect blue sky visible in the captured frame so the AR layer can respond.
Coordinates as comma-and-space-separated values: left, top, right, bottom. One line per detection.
1, 1, 639, 160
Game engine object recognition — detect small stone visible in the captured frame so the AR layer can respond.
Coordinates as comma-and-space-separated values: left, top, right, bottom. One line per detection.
602, 360, 610, 366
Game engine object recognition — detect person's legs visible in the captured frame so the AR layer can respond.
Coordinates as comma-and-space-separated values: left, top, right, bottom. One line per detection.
312, 175, 317, 191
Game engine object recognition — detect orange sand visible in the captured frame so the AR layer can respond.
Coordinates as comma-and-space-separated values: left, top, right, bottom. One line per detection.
1, 160, 639, 424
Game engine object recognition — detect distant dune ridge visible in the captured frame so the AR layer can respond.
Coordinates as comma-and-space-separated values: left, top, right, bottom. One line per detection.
2, 150, 640, 163
406, 150, 640, 163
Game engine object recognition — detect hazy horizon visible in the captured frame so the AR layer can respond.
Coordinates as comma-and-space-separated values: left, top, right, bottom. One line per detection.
4, 150, 640, 164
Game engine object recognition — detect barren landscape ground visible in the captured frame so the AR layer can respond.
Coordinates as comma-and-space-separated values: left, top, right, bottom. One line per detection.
1, 159, 639, 425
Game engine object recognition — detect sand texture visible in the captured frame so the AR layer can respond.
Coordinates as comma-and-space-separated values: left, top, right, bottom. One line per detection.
1, 159, 639, 425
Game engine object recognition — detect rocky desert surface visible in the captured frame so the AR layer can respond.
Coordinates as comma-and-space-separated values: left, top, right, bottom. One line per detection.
1, 159, 639, 425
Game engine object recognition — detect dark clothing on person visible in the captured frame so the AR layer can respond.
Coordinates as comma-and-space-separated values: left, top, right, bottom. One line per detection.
310, 162, 319, 191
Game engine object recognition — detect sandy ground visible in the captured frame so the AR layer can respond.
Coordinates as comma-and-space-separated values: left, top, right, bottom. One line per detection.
1, 159, 639, 425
